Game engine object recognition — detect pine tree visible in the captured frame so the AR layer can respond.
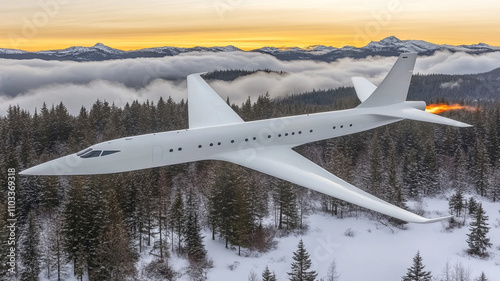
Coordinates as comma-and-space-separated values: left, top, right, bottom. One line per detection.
476, 271, 488, 281
135, 171, 156, 252
366, 132, 383, 198
419, 138, 440, 196
473, 138, 490, 196
440, 261, 452, 281
274, 181, 298, 230
241, 96, 253, 120
489, 167, 500, 202
401, 251, 432, 281
155, 168, 171, 260
233, 183, 253, 255
386, 141, 406, 209
184, 188, 207, 263
169, 189, 185, 254
324, 139, 353, 217
403, 148, 420, 199
466, 203, 492, 257
468, 197, 478, 216
325, 260, 340, 281
20, 211, 40, 281
262, 265, 277, 281
288, 239, 317, 281
452, 148, 469, 191
41, 176, 60, 212
254, 92, 274, 119
448, 189, 465, 217
40, 212, 66, 281
93, 189, 136, 281
61, 177, 87, 279
83, 176, 108, 275
208, 163, 240, 248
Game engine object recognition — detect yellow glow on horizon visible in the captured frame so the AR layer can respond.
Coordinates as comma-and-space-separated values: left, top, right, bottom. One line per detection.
1, 0, 499, 52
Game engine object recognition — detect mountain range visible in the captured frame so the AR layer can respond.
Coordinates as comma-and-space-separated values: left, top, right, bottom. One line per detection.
1, 36, 499, 62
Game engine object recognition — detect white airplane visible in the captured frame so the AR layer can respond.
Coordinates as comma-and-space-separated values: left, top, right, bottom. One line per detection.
21, 53, 470, 223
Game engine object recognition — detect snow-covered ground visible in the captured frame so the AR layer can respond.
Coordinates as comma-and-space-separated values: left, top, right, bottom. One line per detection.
196, 197, 499, 281
44, 196, 499, 281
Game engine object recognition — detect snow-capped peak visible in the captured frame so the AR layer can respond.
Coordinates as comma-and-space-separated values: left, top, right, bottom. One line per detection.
362, 36, 442, 53
378, 35, 403, 45
92, 43, 124, 54
0, 48, 28, 55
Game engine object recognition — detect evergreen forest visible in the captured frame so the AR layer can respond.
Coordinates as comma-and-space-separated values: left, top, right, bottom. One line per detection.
1, 69, 500, 281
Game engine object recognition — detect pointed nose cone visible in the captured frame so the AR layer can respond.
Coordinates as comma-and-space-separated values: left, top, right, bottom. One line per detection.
20, 154, 84, 175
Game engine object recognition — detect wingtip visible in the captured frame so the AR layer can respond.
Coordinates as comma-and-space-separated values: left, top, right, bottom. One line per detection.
188, 72, 208, 78
400, 52, 417, 56
414, 215, 453, 224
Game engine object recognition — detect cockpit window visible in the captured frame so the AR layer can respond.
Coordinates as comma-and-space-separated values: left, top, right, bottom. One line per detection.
76, 148, 93, 156
80, 150, 102, 158
78, 149, 121, 158
101, 150, 120, 156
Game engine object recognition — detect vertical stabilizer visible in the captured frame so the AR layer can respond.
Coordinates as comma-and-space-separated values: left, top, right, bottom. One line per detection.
357, 53, 417, 108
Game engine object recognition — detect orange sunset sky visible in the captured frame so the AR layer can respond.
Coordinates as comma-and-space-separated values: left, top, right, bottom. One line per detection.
1, 0, 499, 51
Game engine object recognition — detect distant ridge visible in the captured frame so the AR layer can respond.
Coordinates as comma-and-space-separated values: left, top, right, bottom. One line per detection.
1, 37, 499, 62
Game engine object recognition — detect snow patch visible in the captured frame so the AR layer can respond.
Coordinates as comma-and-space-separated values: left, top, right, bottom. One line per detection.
185, 197, 500, 281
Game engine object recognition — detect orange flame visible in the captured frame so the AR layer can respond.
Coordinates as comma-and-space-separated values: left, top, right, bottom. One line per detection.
425, 103, 477, 114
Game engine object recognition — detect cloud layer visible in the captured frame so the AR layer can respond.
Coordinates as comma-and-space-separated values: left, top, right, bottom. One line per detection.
1, 51, 499, 116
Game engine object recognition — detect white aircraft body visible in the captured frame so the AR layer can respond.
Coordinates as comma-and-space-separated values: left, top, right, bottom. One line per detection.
21, 53, 470, 223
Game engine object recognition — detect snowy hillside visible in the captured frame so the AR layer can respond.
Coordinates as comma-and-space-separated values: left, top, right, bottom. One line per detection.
144, 196, 499, 281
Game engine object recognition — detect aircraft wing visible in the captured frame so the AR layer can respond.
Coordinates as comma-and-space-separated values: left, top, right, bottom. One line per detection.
187, 73, 244, 128
215, 147, 451, 224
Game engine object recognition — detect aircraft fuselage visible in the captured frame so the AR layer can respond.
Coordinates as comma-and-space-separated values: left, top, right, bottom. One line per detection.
31, 107, 401, 175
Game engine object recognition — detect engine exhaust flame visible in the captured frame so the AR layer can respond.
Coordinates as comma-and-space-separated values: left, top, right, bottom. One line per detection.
425, 103, 477, 114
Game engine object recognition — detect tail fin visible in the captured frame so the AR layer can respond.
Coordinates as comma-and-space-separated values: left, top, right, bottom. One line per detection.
353, 53, 472, 127
357, 53, 417, 108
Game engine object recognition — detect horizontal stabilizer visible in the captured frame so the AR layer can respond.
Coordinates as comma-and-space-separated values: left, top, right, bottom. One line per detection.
377, 103, 472, 127
352, 77, 377, 102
